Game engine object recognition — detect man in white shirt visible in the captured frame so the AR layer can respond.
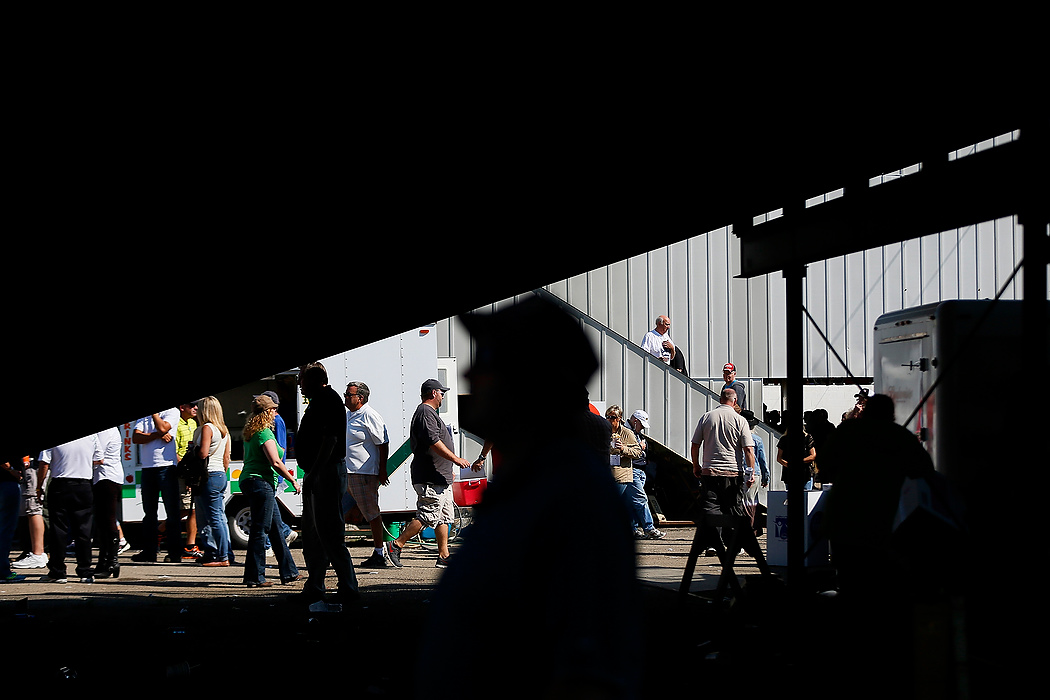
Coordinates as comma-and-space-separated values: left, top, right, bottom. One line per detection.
38, 434, 98, 583
343, 381, 391, 567
92, 427, 124, 578
641, 315, 676, 364
131, 408, 182, 563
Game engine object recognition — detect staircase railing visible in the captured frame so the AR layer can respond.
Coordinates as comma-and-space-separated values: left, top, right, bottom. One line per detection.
533, 288, 782, 485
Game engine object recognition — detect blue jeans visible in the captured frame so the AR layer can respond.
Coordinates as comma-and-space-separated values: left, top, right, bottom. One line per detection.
195, 470, 234, 563
241, 477, 298, 584
0, 480, 21, 577
625, 468, 655, 531
264, 482, 292, 548
140, 464, 182, 558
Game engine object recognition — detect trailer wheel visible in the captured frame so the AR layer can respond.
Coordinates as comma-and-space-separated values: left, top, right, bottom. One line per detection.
228, 502, 251, 549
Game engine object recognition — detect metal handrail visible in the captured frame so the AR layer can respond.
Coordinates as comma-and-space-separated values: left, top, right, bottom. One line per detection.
532, 287, 782, 439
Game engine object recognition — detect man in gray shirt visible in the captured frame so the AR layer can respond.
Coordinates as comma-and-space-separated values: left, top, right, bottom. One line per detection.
691, 388, 767, 564
387, 379, 473, 569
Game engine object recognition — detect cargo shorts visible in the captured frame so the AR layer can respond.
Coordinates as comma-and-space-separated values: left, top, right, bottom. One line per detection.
412, 483, 454, 527
21, 464, 44, 516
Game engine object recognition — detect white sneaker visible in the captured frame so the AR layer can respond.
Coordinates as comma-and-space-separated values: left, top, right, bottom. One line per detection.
285, 530, 298, 546
117, 540, 131, 554
12, 553, 48, 569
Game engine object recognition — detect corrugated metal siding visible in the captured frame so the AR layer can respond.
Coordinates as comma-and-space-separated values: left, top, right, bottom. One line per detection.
439, 134, 1042, 466
440, 209, 1041, 461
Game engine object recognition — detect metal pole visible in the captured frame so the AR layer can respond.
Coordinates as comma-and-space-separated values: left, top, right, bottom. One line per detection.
784, 264, 806, 591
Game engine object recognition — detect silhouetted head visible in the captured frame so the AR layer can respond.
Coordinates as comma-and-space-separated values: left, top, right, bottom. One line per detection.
741, 408, 757, 429
299, 363, 329, 398
461, 295, 598, 444
861, 394, 895, 421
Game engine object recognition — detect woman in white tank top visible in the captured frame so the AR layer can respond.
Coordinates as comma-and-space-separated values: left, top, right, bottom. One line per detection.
192, 397, 235, 566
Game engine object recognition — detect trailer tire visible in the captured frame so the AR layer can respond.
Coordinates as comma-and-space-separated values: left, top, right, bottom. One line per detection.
228, 501, 251, 550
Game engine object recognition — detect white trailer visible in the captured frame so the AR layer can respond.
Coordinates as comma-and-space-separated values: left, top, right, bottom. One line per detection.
118, 325, 480, 548
873, 299, 1046, 477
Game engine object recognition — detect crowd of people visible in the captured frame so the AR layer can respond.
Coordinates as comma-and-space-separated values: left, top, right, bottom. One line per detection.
1, 296, 946, 696
639, 311, 899, 555
3, 425, 129, 583
3, 302, 910, 612
1, 395, 251, 584
0, 360, 485, 608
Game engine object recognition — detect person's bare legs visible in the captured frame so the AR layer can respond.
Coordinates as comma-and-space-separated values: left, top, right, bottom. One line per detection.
394, 518, 423, 549
435, 523, 450, 560
369, 516, 385, 551
27, 513, 45, 555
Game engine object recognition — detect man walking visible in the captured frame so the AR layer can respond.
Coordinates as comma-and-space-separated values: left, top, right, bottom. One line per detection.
296, 363, 359, 606
641, 315, 676, 365
343, 381, 392, 567
387, 379, 473, 569
690, 388, 766, 563
720, 363, 747, 411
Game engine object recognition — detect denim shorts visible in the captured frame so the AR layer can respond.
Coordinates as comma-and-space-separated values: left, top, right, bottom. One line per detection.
412, 483, 454, 527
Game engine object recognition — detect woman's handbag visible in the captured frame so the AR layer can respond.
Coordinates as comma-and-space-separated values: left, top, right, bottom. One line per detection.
176, 444, 208, 489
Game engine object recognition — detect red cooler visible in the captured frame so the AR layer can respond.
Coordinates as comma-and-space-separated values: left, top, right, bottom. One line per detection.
453, 478, 487, 506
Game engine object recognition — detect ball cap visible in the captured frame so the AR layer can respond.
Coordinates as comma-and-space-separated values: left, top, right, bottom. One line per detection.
630, 410, 650, 431
421, 378, 450, 395
254, 390, 280, 405
723, 363, 736, 372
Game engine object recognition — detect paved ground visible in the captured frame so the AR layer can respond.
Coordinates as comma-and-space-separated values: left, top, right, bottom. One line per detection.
0, 525, 1008, 696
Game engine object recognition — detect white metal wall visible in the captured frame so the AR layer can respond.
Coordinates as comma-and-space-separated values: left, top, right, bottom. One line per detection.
436, 133, 1043, 472
535, 216, 1029, 383
438, 214, 1038, 438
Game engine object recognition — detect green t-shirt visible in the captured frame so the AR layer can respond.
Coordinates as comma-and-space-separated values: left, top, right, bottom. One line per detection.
240, 427, 284, 489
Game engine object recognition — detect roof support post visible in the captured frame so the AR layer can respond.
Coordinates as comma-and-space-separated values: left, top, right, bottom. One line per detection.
783, 263, 807, 591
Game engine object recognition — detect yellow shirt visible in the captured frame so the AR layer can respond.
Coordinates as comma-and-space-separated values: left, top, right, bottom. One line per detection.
176, 418, 198, 460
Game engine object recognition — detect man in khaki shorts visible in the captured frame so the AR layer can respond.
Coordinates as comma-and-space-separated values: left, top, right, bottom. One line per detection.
12, 457, 47, 569
343, 381, 391, 567
387, 379, 476, 569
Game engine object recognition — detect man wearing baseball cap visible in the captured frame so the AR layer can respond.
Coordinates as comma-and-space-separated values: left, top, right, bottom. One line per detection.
721, 363, 747, 411
387, 379, 474, 569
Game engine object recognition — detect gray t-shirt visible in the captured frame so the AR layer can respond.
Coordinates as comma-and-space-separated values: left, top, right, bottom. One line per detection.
409, 403, 454, 486
691, 404, 754, 472
721, 380, 747, 411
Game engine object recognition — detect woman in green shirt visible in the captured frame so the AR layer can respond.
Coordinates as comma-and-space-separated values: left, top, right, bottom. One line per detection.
240, 394, 301, 588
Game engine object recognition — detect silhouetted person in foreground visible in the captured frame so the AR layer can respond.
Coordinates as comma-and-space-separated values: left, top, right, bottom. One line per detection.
821, 394, 936, 597
295, 362, 359, 607
417, 295, 639, 699
818, 393, 949, 694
